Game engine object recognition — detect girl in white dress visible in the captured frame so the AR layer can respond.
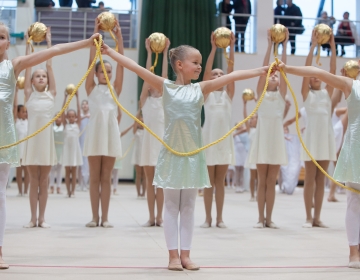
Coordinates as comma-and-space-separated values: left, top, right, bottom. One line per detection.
248, 29, 289, 229
131, 109, 145, 198
78, 100, 90, 191
13, 87, 29, 196
299, 31, 337, 228
61, 92, 83, 198
49, 115, 63, 194
139, 38, 170, 227
83, 19, 123, 228
243, 99, 258, 201
201, 32, 235, 228
0, 22, 99, 269
232, 124, 248, 193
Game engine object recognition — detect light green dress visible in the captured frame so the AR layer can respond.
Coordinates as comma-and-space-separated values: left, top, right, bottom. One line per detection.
334, 80, 360, 183
153, 80, 210, 189
0, 60, 19, 167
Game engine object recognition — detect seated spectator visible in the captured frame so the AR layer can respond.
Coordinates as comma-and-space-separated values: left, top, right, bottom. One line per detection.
335, 12, 359, 56
34, 0, 55, 7
317, 11, 336, 56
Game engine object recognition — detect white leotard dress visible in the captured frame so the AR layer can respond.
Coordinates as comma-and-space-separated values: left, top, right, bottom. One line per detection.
248, 91, 287, 165
301, 89, 336, 161
244, 128, 257, 170
140, 96, 164, 166
15, 119, 28, 161
61, 123, 83, 166
202, 91, 235, 165
234, 131, 249, 167
83, 85, 122, 157
53, 124, 64, 164
22, 90, 57, 166
131, 128, 144, 165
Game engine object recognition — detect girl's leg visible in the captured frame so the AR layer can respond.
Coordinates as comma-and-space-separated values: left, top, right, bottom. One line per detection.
100, 156, 115, 226
0, 163, 10, 268
155, 186, 164, 226
303, 161, 317, 226
38, 166, 52, 227
135, 165, 142, 196
65, 167, 71, 197
56, 164, 62, 194
48, 165, 55, 194
16, 167, 23, 195
265, 164, 280, 227
71, 167, 77, 195
163, 189, 181, 265
27, 166, 39, 226
250, 169, 257, 200
24, 166, 29, 195
256, 164, 268, 226
235, 166, 244, 192
140, 167, 146, 196
214, 164, 228, 226
345, 185, 360, 265
202, 166, 215, 226
111, 169, 119, 195
143, 166, 156, 226
179, 189, 198, 268
313, 160, 330, 227
328, 161, 338, 202
87, 156, 102, 226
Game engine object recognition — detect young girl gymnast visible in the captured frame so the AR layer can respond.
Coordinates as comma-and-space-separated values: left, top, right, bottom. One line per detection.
277, 59, 360, 268
61, 91, 83, 198
100, 41, 271, 270
78, 99, 90, 191
131, 108, 145, 198
83, 19, 124, 228
139, 38, 169, 226
0, 22, 99, 268
201, 32, 235, 229
297, 31, 337, 228
232, 123, 249, 193
248, 29, 289, 229
49, 114, 64, 194
13, 86, 29, 196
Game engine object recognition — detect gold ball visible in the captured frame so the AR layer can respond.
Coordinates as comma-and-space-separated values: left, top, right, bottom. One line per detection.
97, 12, 117, 31
65, 84, 75, 95
148, 32, 167, 53
314, 24, 332, 45
213, 27, 232, 48
17, 76, 25, 90
28, 22, 47, 43
344, 60, 360, 79
242, 88, 255, 101
270, 24, 287, 43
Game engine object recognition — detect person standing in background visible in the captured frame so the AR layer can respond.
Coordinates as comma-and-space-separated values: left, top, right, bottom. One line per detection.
283, 0, 303, 55
218, 0, 234, 31
274, 0, 285, 25
233, 0, 251, 53
59, 0, 73, 7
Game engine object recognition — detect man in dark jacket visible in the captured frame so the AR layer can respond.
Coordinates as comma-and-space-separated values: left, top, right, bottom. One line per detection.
233, 0, 251, 53
274, 0, 285, 24
283, 0, 303, 54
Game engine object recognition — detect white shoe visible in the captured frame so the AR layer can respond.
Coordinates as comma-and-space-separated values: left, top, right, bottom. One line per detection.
253, 222, 264, 229
38, 222, 51, 228
216, 222, 227, 228
348, 261, 360, 268
302, 222, 313, 228
200, 221, 211, 228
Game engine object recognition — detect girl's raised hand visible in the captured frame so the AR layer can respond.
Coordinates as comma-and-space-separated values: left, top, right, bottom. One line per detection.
88, 33, 102, 46
329, 33, 335, 48
284, 28, 289, 43
311, 29, 317, 46
210, 32, 216, 49
164, 38, 170, 52
100, 43, 111, 55
113, 20, 122, 38
46, 26, 52, 45
94, 17, 101, 33
230, 32, 235, 47
267, 29, 271, 45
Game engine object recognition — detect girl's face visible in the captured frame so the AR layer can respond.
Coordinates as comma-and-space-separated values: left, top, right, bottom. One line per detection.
81, 101, 89, 112
55, 116, 62, 126
95, 63, 112, 84
0, 26, 10, 56
309, 77, 322, 90
67, 110, 77, 124
268, 72, 280, 90
178, 49, 202, 80
18, 107, 27, 120
211, 68, 224, 80
32, 69, 48, 91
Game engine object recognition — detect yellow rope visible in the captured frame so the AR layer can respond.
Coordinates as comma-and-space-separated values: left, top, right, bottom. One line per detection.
223, 48, 234, 65
275, 57, 360, 194
149, 52, 159, 73
26, 36, 34, 53
108, 30, 118, 52
118, 138, 135, 160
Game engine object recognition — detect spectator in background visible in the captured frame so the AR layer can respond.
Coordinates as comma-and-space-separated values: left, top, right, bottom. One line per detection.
274, 0, 285, 25
283, 0, 303, 55
98, 1, 105, 10
233, 0, 251, 53
335, 12, 359, 56
317, 11, 336, 56
76, 0, 94, 8
34, 0, 55, 7
218, 0, 233, 31
59, 0, 73, 7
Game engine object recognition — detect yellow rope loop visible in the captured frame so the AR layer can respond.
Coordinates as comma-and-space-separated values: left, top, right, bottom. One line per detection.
223, 48, 233, 65
108, 30, 118, 52
150, 52, 159, 73
316, 44, 322, 66
119, 138, 135, 160
274, 57, 360, 194
274, 42, 279, 57
26, 36, 34, 53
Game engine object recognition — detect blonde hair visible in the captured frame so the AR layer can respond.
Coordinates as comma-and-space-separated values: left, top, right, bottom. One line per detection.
169, 45, 197, 73
0, 22, 10, 40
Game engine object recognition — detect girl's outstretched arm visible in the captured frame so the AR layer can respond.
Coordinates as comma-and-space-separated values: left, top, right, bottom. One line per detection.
279, 29, 289, 99
121, 124, 134, 137
45, 28, 56, 97
279, 62, 353, 98
331, 88, 342, 112
256, 30, 272, 98
200, 66, 269, 96
226, 32, 235, 99
102, 44, 165, 93
12, 33, 101, 79
283, 112, 301, 127
203, 32, 217, 82
113, 20, 124, 96
139, 39, 153, 107
301, 30, 317, 101
162, 39, 170, 79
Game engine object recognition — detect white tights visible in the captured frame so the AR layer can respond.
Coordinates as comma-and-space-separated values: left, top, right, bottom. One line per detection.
0, 163, 10, 246
346, 182, 360, 246
49, 164, 62, 188
163, 189, 197, 250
